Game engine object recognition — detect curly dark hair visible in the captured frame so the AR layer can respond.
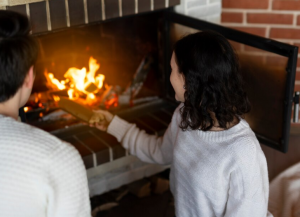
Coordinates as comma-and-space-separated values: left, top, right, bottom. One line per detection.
0, 10, 38, 103
173, 30, 251, 131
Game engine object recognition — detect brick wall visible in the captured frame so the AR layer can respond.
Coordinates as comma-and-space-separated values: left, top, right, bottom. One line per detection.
221, 0, 300, 93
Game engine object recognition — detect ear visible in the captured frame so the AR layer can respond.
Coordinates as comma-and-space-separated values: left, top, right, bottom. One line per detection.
180, 73, 185, 84
23, 66, 35, 89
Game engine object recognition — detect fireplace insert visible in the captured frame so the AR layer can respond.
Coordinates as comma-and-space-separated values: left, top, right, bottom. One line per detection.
21, 8, 297, 178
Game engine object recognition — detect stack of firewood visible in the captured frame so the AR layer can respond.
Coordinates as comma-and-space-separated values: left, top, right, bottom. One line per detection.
90, 173, 170, 217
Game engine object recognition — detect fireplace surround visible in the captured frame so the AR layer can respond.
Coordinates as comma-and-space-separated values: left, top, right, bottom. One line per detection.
4, 0, 298, 195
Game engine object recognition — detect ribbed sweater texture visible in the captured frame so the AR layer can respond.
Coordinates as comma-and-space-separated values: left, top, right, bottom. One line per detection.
107, 104, 272, 217
0, 114, 91, 217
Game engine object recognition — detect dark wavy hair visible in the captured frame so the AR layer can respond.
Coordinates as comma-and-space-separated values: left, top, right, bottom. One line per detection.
0, 10, 38, 103
174, 30, 251, 131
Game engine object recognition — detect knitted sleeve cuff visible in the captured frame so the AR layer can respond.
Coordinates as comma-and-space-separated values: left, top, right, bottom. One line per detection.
107, 115, 133, 142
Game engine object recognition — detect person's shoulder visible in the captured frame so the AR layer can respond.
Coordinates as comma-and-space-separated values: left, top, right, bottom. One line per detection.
171, 102, 183, 122
11, 120, 73, 153
229, 121, 261, 160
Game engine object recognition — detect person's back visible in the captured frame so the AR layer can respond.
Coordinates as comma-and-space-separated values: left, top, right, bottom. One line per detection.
0, 115, 91, 217
0, 10, 91, 217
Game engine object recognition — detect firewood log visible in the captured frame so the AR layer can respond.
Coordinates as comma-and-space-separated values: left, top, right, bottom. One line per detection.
57, 96, 104, 123
150, 176, 170, 195
128, 179, 151, 198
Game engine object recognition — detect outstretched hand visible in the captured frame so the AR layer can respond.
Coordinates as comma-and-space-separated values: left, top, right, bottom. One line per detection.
89, 110, 114, 131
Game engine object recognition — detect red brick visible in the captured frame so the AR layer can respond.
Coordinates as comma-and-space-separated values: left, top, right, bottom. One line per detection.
297, 15, 300, 26
297, 57, 300, 67
296, 71, 300, 80
270, 28, 300, 39
223, 0, 269, 9
295, 83, 300, 92
244, 44, 266, 52
221, 12, 243, 23
229, 40, 243, 51
239, 53, 265, 65
266, 55, 288, 67
273, 0, 300, 10
247, 13, 293, 25
232, 27, 266, 37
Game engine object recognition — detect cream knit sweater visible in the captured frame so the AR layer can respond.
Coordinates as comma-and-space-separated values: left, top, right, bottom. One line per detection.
0, 114, 91, 217
107, 104, 272, 217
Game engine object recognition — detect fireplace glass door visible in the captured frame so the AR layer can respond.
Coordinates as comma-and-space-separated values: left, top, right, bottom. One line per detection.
166, 12, 298, 153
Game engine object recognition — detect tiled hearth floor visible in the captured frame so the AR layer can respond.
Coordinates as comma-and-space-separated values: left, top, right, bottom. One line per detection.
51, 99, 178, 170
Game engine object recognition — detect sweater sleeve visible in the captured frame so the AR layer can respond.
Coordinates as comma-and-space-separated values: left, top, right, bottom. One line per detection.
46, 142, 91, 217
106, 115, 175, 165
224, 138, 270, 217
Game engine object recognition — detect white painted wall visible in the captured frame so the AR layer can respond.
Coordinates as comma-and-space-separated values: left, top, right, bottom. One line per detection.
174, 0, 222, 24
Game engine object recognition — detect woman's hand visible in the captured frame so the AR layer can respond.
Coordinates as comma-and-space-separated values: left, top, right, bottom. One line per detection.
89, 110, 114, 131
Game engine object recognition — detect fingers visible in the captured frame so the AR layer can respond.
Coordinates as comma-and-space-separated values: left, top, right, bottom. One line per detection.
89, 109, 114, 132
92, 110, 114, 122
89, 122, 108, 131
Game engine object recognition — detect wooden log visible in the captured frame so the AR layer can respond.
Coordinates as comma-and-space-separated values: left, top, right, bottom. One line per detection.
128, 179, 151, 198
57, 96, 104, 123
150, 177, 169, 195
58, 96, 93, 122
99, 85, 113, 104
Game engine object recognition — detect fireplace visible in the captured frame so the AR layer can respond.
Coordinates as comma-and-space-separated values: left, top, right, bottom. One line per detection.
26, 11, 172, 129
7, 0, 298, 195
23, 10, 179, 184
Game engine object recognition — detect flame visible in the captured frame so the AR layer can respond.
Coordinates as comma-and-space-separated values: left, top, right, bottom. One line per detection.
47, 73, 66, 90
88, 93, 95, 99
45, 57, 105, 103
24, 107, 29, 112
53, 95, 60, 102
67, 89, 78, 99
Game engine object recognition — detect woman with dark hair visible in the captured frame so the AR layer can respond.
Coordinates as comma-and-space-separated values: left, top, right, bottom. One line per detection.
0, 10, 91, 217
90, 31, 272, 217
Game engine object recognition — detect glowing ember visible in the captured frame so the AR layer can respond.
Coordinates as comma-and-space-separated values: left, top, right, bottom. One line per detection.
104, 93, 118, 109
45, 57, 105, 103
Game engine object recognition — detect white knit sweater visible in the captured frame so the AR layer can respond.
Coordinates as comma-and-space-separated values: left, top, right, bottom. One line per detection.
0, 114, 91, 217
107, 104, 272, 217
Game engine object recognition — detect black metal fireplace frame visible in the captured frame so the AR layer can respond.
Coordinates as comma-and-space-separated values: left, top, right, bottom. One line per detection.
163, 10, 298, 153
22, 8, 298, 153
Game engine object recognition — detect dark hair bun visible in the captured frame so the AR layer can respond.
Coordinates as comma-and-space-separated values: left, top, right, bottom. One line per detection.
0, 10, 30, 39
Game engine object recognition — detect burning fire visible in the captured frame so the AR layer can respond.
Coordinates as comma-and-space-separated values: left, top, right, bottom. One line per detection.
45, 57, 105, 103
